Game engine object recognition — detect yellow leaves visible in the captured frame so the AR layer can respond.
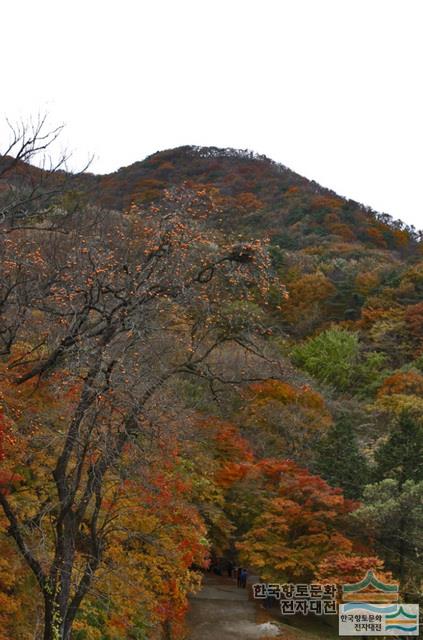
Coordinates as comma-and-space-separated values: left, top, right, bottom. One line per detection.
373, 392, 423, 417
0, 557, 18, 591
76, 458, 210, 636
72, 620, 103, 640
0, 539, 39, 639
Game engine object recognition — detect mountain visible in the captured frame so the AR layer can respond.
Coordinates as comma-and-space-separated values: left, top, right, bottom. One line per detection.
2, 145, 422, 335
1, 146, 423, 639
2, 145, 420, 254
76, 145, 420, 254
73, 146, 423, 336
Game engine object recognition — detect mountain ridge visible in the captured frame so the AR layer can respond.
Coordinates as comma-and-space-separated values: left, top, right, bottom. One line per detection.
1, 144, 421, 255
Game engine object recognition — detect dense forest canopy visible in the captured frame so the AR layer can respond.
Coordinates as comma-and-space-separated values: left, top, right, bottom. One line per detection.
0, 129, 422, 640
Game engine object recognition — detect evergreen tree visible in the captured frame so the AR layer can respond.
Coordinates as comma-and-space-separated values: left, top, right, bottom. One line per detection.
353, 479, 423, 597
354, 410, 423, 596
315, 416, 370, 499
374, 409, 423, 486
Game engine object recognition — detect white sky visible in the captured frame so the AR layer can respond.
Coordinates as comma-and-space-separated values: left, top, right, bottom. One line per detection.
2, 0, 422, 229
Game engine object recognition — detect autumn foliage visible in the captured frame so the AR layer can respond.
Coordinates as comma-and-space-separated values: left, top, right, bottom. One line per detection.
0, 138, 421, 639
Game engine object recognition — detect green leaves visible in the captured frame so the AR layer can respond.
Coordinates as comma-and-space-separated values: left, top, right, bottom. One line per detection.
292, 328, 360, 390
292, 328, 388, 395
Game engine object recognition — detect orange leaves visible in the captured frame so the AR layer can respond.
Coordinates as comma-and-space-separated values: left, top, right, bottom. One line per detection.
198, 416, 253, 462
309, 195, 343, 212
404, 301, 423, 339
316, 553, 391, 588
0, 471, 23, 495
355, 270, 381, 296
246, 379, 329, 415
196, 417, 253, 489
283, 272, 336, 333
0, 406, 18, 462
366, 227, 387, 248
237, 460, 358, 582
241, 380, 332, 461
390, 228, 411, 250
217, 461, 251, 488
108, 615, 130, 633
377, 371, 423, 397
235, 191, 264, 212
214, 421, 253, 463
327, 223, 356, 241
248, 379, 297, 404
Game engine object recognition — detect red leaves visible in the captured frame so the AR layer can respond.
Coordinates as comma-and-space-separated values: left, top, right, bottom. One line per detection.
237, 459, 360, 582
0, 471, 23, 495
0, 409, 5, 462
316, 554, 391, 587
196, 417, 254, 488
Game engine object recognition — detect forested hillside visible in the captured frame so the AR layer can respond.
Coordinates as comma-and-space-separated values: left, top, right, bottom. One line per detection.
0, 137, 422, 639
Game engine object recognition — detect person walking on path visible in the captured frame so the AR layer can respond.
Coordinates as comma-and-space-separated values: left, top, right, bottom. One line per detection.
236, 567, 242, 588
227, 560, 234, 578
240, 568, 248, 588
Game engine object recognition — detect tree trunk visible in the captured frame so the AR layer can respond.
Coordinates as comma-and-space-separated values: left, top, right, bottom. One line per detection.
162, 618, 173, 640
43, 607, 72, 640
43, 594, 61, 640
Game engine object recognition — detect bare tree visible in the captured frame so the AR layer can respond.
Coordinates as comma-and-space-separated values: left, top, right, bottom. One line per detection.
0, 114, 91, 229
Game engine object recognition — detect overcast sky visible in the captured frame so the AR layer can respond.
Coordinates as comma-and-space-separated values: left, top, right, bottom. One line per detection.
2, 0, 422, 228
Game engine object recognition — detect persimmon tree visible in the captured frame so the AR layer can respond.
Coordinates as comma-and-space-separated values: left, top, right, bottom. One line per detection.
0, 185, 282, 639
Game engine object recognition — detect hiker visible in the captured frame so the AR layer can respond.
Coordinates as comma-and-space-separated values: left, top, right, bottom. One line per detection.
227, 559, 234, 578
240, 568, 248, 588
236, 566, 242, 587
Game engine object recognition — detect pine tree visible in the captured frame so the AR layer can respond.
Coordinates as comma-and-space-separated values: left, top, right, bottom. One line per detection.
315, 416, 370, 499
354, 410, 423, 595
374, 409, 423, 486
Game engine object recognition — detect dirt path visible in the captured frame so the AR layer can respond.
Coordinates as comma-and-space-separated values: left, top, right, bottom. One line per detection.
186, 574, 340, 640
186, 574, 281, 639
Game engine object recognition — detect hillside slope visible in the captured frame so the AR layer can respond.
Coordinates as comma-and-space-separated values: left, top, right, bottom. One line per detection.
81, 146, 420, 254
1, 145, 421, 254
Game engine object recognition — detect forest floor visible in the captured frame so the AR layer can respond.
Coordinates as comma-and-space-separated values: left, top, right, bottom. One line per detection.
186, 574, 339, 640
